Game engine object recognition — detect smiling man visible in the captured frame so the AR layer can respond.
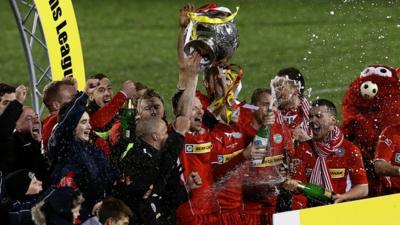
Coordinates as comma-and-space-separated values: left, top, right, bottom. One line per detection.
86, 73, 137, 155
283, 99, 368, 209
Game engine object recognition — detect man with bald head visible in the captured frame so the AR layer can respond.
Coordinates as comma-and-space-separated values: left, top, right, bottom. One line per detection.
135, 118, 169, 150
119, 116, 190, 225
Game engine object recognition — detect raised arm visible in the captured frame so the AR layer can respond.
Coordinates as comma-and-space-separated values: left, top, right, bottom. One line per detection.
90, 80, 136, 130
177, 3, 196, 90
0, 85, 26, 139
48, 79, 99, 158
176, 52, 201, 117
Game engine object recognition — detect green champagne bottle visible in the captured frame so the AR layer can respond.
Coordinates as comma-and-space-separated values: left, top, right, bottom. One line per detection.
120, 99, 135, 139
254, 128, 270, 148
251, 108, 273, 167
250, 128, 270, 166
296, 183, 334, 204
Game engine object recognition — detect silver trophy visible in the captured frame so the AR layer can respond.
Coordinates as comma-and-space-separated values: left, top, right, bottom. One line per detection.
184, 9, 239, 68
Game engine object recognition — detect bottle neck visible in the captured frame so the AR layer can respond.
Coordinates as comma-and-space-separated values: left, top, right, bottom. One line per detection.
127, 99, 134, 109
296, 183, 306, 190
256, 127, 270, 137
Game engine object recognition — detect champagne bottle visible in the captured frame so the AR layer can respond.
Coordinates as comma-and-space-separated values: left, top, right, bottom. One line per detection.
250, 127, 270, 167
296, 183, 334, 204
254, 128, 270, 148
120, 99, 135, 140
251, 107, 273, 167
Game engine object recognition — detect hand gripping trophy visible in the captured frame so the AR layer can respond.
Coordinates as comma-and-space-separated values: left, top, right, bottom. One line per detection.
183, 3, 240, 69
182, 4, 243, 125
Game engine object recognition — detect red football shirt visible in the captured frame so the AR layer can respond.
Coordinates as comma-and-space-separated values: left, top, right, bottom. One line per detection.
291, 139, 368, 209
42, 114, 58, 153
89, 91, 126, 130
176, 125, 220, 217
375, 124, 400, 193
243, 115, 294, 212
210, 118, 256, 211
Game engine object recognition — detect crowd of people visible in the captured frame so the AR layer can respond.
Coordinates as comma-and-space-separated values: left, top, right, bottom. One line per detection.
0, 3, 398, 225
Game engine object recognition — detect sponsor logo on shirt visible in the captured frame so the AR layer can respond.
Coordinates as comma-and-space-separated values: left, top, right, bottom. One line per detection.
185, 142, 212, 154
273, 134, 283, 144
251, 154, 284, 167
217, 149, 243, 164
329, 169, 345, 178
395, 153, 400, 163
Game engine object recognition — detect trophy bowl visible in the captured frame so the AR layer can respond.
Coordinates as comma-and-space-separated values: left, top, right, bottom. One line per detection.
184, 13, 239, 68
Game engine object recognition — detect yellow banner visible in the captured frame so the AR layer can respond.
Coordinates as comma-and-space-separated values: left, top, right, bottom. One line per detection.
274, 193, 400, 225
34, 0, 85, 90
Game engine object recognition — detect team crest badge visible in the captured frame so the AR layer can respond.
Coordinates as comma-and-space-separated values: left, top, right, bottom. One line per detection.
395, 153, 400, 163
336, 148, 345, 157
218, 155, 224, 164
273, 134, 283, 144
199, 127, 205, 135
232, 132, 242, 139
185, 144, 194, 153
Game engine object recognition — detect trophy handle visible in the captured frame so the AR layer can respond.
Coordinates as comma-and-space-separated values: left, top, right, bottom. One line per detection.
184, 39, 216, 67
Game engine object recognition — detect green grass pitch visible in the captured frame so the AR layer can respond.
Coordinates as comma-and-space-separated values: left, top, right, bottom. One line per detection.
0, 0, 399, 121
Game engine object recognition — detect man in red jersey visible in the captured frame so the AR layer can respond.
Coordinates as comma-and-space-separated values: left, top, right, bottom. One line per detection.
284, 99, 368, 209
273, 67, 311, 142
206, 75, 273, 225
87, 74, 137, 155
173, 92, 221, 225
42, 78, 77, 152
242, 88, 294, 225
374, 124, 400, 194
176, 4, 260, 224
210, 103, 262, 225
173, 27, 221, 223
272, 68, 312, 212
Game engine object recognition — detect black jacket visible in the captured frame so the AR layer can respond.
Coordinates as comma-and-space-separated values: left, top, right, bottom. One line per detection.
7, 187, 55, 225
0, 100, 49, 186
48, 93, 116, 211
0, 100, 23, 175
119, 132, 188, 225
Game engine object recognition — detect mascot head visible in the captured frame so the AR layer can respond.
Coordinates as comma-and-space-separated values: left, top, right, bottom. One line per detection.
348, 65, 400, 108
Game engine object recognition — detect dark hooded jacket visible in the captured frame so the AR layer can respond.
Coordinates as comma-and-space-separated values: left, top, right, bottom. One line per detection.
118, 131, 188, 225
7, 187, 55, 225
0, 100, 23, 175
0, 100, 49, 186
48, 92, 115, 211
31, 187, 81, 225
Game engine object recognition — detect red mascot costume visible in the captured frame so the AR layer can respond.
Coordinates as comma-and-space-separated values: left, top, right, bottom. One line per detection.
341, 65, 400, 196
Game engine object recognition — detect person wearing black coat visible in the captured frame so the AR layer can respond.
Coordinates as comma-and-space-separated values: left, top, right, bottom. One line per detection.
118, 117, 190, 225
4, 169, 53, 225
31, 187, 84, 225
0, 84, 26, 175
48, 81, 116, 216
